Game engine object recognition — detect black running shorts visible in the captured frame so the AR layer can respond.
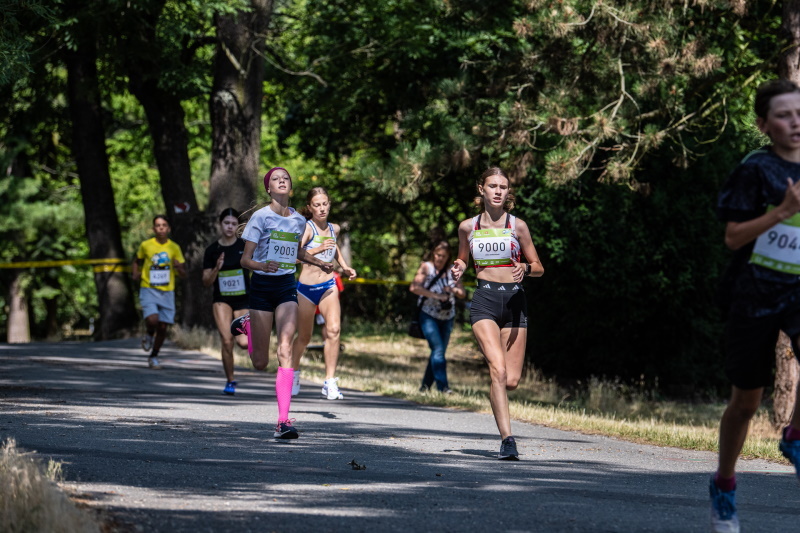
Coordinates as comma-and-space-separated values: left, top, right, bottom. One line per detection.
469, 281, 527, 329
724, 307, 800, 390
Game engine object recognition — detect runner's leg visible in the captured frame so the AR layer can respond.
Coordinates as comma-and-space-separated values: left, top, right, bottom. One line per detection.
317, 290, 340, 379
249, 309, 274, 371
213, 302, 235, 382
472, 319, 512, 438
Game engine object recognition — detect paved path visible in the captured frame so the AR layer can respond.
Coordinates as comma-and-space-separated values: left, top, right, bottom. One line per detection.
0, 340, 797, 532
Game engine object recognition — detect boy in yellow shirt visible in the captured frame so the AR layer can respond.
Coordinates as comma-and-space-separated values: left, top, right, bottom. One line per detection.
132, 215, 186, 368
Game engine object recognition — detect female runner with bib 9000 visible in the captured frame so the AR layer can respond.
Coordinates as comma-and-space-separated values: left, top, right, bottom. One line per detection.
202, 208, 250, 396
451, 167, 544, 460
235, 167, 333, 440
290, 187, 357, 400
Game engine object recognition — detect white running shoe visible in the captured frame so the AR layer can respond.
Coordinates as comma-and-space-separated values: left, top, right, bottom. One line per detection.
292, 370, 300, 396
141, 333, 154, 352
322, 377, 343, 400
148, 355, 161, 369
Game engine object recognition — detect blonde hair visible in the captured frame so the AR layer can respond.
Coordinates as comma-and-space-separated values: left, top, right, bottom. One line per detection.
473, 166, 515, 212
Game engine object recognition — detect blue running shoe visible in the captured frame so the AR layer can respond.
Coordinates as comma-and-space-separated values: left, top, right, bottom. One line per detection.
779, 426, 800, 482
274, 420, 299, 439
222, 381, 236, 395
709, 475, 739, 533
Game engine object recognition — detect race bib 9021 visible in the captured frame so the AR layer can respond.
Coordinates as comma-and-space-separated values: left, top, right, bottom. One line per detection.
750, 206, 800, 275
218, 269, 246, 296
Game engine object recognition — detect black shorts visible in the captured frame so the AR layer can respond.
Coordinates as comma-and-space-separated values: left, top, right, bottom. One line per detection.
469, 281, 527, 328
213, 298, 250, 311
249, 273, 297, 313
724, 308, 800, 390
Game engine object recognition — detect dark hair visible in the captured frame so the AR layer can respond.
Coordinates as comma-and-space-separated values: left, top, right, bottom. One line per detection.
423, 240, 452, 264
300, 187, 329, 219
153, 214, 170, 226
263, 167, 291, 194
218, 207, 240, 223
473, 167, 515, 212
755, 79, 800, 120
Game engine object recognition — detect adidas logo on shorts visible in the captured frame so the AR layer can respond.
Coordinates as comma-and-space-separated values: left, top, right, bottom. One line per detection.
498, 286, 506, 291
483, 283, 491, 288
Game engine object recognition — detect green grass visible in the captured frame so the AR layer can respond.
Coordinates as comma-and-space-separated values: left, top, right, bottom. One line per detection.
173, 323, 788, 464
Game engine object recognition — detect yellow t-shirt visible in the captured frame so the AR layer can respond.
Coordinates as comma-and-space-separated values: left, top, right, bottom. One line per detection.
136, 238, 185, 291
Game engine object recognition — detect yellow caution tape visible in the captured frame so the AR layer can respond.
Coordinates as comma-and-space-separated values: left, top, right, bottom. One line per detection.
0, 258, 127, 269
343, 277, 411, 286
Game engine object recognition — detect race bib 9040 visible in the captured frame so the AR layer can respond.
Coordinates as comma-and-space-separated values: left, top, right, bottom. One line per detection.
218, 269, 246, 296
750, 206, 800, 275
312, 235, 335, 263
266, 231, 300, 269
472, 228, 512, 266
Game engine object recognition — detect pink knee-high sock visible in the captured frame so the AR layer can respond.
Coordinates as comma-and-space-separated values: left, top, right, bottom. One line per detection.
244, 317, 253, 355
276, 367, 294, 422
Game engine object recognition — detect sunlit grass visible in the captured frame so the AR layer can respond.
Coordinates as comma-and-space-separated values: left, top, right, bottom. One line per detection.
173, 324, 787, 463
0, 439, 100, 533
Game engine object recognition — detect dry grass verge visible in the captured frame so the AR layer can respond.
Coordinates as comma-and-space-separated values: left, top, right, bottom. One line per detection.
174, 324, 787, 463
1, 438, 100, 533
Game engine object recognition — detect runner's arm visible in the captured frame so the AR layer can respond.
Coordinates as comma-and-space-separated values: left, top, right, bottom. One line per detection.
726, 178, 800, 250
515, 219, 544, 278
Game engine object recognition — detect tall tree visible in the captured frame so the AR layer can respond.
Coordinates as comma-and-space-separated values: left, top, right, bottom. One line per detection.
63, 17, 138, 339
207, 0, 273, 215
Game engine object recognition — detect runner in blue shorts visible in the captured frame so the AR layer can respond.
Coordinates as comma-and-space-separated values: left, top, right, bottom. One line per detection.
451, 167, 543, 460
290, 187, 357, 400
710, 79, 800, 533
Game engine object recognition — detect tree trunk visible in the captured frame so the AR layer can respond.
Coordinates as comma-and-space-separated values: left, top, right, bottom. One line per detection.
772, 332, 799, 429
7, 271, 30, 343
208, 0, 273, 216
64, 27, 139, 340
774, 0, 800, 427
122, 1, 210, 328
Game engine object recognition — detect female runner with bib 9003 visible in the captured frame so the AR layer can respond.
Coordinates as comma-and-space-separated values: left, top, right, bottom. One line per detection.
233, 167, 333, 440
451, 167, 544, 460
202, 208, 250, 396
290, 187, 357, 400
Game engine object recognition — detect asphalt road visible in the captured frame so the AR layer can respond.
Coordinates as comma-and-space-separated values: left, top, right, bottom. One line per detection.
0, 339, 797, 532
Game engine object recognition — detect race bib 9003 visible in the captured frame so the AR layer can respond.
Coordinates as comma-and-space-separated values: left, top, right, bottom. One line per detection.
266, 231, 300, 269
751, 206, 800, 275
472, 228, 512, 266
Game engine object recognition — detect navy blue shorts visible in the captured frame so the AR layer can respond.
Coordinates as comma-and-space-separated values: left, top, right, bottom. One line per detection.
469, 281, 527, 329
249, 273, 297, 313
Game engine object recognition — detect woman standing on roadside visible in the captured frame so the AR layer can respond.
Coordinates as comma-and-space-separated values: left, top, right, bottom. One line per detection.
290, 187, 357, 400
410, 240, 466, 394
231, 167, 333, 439
451, 167, 544, 460
202, 208, 250, 396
